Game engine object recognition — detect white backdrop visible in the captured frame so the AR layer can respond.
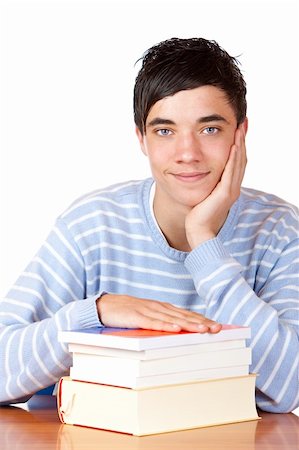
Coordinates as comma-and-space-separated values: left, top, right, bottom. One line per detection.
0, 0, 298, 415
0, 1, 298, 292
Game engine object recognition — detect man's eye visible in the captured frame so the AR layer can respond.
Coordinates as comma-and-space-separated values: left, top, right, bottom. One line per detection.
203, 127, 218, 135
157, 129, 172, 136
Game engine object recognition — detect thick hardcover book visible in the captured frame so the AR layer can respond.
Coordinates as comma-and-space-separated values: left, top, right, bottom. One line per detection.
59, 324, 251, 351
57, 375, 260, 436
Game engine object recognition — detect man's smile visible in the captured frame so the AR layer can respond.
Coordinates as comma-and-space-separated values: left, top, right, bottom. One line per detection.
171, 171, 211, 182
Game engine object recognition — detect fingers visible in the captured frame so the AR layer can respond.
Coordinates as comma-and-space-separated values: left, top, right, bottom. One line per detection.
97, 294, 222, 334
234, 123, 247, 181
141, 302, 222, 333
221, 123, 247, 200
137, 314, 222, 334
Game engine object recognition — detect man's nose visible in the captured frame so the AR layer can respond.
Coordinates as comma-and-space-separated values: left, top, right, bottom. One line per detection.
174, 133, 203, 163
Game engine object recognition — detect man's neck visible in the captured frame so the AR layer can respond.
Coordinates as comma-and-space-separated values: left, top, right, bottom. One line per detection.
153, 197, 192, 252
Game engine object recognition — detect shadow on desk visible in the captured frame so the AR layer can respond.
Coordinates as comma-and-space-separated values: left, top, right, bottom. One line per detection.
0, 396, 298, 450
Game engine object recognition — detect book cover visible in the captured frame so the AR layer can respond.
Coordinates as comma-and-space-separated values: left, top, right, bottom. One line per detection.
59, 324, 251, 351
57, 375, 260, 436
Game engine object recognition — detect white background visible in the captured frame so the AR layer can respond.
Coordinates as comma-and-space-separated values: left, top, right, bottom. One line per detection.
0, 0, 299, 414
1, 0, 299, 293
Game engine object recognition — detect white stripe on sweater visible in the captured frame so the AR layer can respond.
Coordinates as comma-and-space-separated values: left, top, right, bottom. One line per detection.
74, 225, 152, 242
33, 257, 79, 300
53, 226, 84, 267
261, 330, 292, 391
98, 275, 196, 295
86, 259, 191, 279
68, 210, 143, 228
43, 242, 84, 290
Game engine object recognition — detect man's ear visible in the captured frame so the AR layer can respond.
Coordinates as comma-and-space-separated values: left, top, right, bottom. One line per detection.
135, 126, 148, 156
243, 117, 249, 135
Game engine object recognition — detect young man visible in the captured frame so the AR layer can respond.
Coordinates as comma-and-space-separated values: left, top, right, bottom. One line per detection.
0, 38, 298, 412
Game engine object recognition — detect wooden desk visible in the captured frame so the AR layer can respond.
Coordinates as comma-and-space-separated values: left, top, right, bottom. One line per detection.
0, 395, 298, 450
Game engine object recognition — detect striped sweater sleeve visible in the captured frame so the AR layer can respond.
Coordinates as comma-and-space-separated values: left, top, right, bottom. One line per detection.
0, 218, 102, 404
185, 207, 299, 413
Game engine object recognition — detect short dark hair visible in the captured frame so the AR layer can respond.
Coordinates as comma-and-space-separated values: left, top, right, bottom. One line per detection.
134, 37, 247, 134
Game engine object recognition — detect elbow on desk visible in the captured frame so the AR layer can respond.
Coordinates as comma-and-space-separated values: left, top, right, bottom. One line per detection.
0, 394, 32, 406
256, 388, 299, 414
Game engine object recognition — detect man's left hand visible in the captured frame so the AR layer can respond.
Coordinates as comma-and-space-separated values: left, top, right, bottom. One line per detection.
185, 121, 247, 249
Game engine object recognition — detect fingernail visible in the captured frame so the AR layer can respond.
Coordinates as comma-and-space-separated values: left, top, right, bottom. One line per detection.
197, 324, 208, 331
210, 323, 222, 332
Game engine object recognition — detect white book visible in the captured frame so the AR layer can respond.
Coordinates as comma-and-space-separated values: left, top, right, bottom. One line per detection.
59, 324, 251, 351
58, 375, 259, 435
68, 338, 246, 360
70, 364, 250, 388
71, 347, 251, 377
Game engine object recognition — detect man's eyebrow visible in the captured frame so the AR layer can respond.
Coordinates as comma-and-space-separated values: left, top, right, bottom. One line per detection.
197, 114, 228, 124
147, 114, 229, 128
147, 118, 176, 128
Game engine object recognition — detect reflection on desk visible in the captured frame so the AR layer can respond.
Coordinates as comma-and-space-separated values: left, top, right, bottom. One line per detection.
0, 395, 298, 450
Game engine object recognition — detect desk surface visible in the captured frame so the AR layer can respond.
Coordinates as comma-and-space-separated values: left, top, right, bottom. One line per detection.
0, 395, 298, 450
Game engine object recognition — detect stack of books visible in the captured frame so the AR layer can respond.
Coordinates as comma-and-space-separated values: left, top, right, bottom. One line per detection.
57, 325, 259, 436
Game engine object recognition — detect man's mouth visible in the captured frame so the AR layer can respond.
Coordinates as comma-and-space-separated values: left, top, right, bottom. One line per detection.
172, 171, 210, 182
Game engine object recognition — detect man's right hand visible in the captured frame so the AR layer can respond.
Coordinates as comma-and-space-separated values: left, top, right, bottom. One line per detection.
96, 294, 221, 333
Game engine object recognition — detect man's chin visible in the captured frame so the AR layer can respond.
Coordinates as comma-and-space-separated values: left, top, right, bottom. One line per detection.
180, 192, 212, 209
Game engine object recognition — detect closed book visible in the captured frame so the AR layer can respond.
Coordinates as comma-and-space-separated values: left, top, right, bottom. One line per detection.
70, 364, 249, 388
71, 346, 251, 377
59, 324, 251, 351
68, 338, 246, 360
57, 375, 260, 436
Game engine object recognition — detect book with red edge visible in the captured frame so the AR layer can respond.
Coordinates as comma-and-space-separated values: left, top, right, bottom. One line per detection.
58, 324, 251, 351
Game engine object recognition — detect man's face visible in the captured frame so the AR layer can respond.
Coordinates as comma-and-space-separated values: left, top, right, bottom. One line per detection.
136, 85, 239, 215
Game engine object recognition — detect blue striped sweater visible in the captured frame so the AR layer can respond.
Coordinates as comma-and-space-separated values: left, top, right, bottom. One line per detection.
0, 178, 298, 411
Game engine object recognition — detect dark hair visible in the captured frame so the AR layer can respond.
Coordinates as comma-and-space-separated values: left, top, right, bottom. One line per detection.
134, 37, 247, 134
